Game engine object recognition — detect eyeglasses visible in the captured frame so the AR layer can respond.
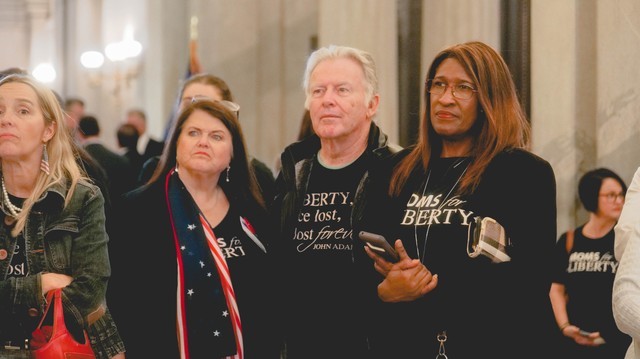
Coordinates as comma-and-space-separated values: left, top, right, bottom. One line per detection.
180, 95, 240, 115
599, 192, 625, 202
426, 79, 477, 100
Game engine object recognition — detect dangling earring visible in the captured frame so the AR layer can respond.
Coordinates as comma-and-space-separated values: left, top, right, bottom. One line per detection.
226, 166, 230, 182
40, 143, 50, 175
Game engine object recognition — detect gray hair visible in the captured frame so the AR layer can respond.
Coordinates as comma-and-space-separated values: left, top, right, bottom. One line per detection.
302, 45, 378, 109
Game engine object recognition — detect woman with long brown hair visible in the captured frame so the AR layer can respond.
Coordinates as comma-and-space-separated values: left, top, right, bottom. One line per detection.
354, 41, 558, 359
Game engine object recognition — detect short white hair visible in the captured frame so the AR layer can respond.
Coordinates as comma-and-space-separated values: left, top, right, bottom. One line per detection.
302, 45, 378, 109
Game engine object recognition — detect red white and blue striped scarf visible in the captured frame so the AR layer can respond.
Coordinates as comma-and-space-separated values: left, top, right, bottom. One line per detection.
165, 169, 243, 358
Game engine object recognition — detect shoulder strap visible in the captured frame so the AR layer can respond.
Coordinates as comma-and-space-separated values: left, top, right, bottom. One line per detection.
565, 229, 575, 254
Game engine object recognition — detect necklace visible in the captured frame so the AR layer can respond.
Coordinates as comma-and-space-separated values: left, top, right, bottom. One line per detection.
1, 176, 23, 218
413, 158, 470, 262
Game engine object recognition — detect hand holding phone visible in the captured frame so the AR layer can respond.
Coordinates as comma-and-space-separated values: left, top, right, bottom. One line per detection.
579, 330, 606, 345
359, 231, 399, 263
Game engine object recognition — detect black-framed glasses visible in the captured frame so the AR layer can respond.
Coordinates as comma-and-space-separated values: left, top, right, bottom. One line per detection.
426, 79, 477, 100
599, 192, 625, 202
180, 95, 240, 115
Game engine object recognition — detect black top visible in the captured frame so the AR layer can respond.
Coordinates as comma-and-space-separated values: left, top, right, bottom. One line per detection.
552, 226, 631, 357
108, 180, 281, 358
280, 155, 371, 358
354, 148, 558, 359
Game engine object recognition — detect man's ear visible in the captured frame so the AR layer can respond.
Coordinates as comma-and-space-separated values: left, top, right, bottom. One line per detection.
366, 94, 380, 118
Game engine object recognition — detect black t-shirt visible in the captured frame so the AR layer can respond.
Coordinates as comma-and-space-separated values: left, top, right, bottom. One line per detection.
6, 194, 28, 279
397, 157, 474, 332
2, 195, 30, 342
284, 153, 370, 358
355, 149, 560, 359
552, 226, 631, 356
186, 205, 278, 357
6, 234, 28, 278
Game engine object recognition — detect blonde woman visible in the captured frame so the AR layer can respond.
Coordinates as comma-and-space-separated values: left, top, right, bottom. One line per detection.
0, 74, 124, 358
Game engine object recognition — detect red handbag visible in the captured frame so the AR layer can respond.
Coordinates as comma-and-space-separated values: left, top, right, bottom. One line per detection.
30, 288, 96, 359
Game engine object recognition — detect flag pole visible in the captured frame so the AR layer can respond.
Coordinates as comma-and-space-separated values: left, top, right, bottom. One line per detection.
189, 16, 202, 75
164, 16, 202, 141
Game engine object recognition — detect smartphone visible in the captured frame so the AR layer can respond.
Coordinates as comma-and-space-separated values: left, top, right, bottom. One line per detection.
359, 231, 399, 263
579, 330, 606, 344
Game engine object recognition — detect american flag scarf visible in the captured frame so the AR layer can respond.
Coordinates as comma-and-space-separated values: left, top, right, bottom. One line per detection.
165, 169, 243, 358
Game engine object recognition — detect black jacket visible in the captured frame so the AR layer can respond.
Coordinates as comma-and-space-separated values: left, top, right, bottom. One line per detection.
353, 147, 559, 359
271, 122, 399, 358
273, 122, 399, 238
108, 179, 281, 358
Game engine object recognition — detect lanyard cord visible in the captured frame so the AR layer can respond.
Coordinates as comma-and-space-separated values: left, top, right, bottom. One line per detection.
413, 158, 469, 263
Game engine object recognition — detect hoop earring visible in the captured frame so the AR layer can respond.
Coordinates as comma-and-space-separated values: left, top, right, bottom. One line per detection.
40, 143, 50, 175
226, 166, 230, 182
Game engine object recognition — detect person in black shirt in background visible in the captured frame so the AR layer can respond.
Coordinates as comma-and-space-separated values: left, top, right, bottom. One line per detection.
116, 123, 143, 183
77, 115, 136, 203
551, 168, 631, 358
125, 108, 164, 165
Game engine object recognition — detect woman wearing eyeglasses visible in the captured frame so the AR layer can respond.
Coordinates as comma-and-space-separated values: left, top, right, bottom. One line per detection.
550, 168, 631, 358
108, 100, 281, 358
352, 41, 558, 358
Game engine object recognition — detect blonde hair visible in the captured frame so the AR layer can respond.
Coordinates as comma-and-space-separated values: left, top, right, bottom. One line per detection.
0, 75, 87, 236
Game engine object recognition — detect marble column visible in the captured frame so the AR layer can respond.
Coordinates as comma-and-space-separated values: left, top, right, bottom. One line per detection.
532, 0, 640, 232
318, 0, 399, 144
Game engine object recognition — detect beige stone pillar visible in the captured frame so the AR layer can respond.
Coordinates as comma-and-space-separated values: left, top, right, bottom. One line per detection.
532, 0, 640, 233
420, 0, 501, 132
595, 0, 640, 183
318, 0, 399, 144
531, 0, 581, 232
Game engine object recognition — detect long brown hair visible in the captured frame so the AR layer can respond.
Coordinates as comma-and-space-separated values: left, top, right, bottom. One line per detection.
150, 100, 265, 209
390, 41, 530, 196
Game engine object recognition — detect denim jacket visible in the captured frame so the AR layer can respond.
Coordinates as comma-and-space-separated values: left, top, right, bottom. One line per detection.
0, 179, 124, 359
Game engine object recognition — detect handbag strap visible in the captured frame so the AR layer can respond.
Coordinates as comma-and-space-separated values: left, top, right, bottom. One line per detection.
565, 229, 575, 254
35, 288, 68, 336
52, 289, 68, 336
35, 289, 56, 330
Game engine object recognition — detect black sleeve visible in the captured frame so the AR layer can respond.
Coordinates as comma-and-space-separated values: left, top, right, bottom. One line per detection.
551, 232, 571, 284
250, 158, 276, 207
137, 156, 160, 186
